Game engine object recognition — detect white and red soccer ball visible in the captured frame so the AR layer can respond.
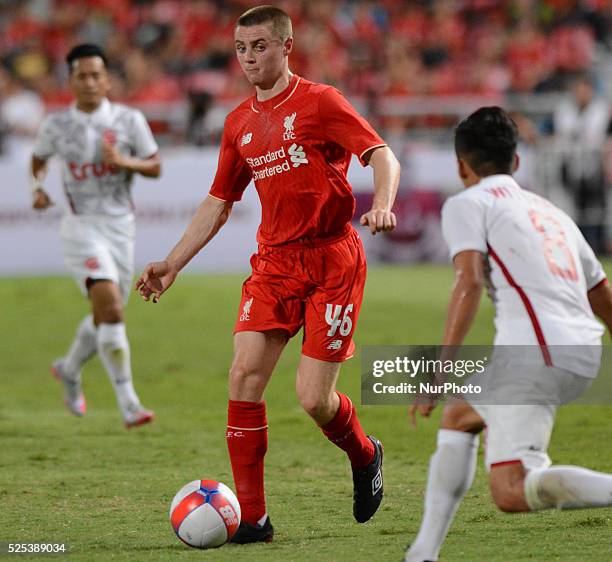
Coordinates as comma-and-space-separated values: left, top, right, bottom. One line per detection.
169, 479, 241, 548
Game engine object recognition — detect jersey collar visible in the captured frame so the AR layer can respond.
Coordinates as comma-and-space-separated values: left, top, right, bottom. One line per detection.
70, 97, 111, 120
251, 74, 301, 113
475, 174, 521, 190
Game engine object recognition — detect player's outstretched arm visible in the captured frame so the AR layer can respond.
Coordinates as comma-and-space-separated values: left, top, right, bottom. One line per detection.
588, 281, 612, 336
359, 146, 400, 235
409, 250, 485, 425
30, 156, 54, 210
135, 195, 233, 302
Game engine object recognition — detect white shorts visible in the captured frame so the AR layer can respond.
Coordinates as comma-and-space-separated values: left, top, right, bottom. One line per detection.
59, 213, 135, 303
469, 365, 592, 471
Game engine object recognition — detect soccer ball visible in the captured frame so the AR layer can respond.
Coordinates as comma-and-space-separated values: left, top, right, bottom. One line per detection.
169, 479, 241, 548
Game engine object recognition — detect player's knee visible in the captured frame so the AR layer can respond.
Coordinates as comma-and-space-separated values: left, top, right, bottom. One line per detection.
298, 394, 332, 422
95, 304, 123, 324
490, 477, 527, 513
229, 362, 251, 384
492, 491, 523, 513
441, 407, 482, 433
228, 362, 266, 395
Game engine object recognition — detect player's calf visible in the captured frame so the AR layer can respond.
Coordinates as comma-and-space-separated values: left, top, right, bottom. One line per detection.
226, 400, 268, 529
524, 465, 612, 510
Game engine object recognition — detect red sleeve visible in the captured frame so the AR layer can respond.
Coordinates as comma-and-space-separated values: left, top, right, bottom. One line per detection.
209, 119, 252, 202
318, 87, 386, 166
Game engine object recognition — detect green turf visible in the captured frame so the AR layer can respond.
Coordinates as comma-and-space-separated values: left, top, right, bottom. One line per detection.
1, 265, 611, 561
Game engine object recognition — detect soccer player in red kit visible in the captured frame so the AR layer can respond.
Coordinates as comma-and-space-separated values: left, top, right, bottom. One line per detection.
136, 5, 400, 543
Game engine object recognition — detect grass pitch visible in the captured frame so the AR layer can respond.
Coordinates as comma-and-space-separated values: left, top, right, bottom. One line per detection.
1, 265, 611, 561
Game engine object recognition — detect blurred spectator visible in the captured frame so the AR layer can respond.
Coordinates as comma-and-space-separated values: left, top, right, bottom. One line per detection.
0, 0, 608, 144
506, 20, 551, 92
554, 74, 611, 253
123, 49, 181, 104
0, 66, 45, 137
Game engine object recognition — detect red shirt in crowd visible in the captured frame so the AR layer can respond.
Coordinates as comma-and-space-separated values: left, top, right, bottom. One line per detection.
209, 74, 386, 247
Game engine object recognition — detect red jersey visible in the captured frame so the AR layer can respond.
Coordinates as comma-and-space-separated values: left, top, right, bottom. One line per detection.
209, 74, 386, 246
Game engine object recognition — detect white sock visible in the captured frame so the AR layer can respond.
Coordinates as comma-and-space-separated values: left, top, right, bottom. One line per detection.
97, 323, 141, 417
63, 315, 97, 378
405, 430, 479, 562
524, 465, 612, 510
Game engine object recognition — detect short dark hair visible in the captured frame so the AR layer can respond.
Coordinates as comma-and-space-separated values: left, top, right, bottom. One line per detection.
454, 107, 518, 176
237, 5, 292, 40
66, 44, 108, 73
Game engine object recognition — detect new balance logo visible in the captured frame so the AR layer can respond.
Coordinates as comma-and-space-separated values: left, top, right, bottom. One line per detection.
327, 339, 343, 350
241, 132, 253, 146
288, 143, 308, 167
372, 469, 383, 496
239, 297, 253, 321
283, 112, 296, 140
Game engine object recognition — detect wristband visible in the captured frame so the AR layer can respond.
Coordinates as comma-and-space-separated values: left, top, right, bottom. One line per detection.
30, 175, 43, 194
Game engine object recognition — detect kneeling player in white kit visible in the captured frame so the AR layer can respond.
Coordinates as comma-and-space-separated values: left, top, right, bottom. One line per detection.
405, 107, 612, 562
31, 44, 161, 428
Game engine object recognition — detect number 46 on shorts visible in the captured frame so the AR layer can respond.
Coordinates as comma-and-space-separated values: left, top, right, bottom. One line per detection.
325, 303, 354, 337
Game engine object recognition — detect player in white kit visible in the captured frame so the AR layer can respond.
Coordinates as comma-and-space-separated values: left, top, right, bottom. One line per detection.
405, 107, 612, 562
31, 44, 161, 428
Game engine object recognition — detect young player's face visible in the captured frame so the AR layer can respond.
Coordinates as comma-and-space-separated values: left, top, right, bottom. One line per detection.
234, 23, 291, 88
69, 56, 110, 109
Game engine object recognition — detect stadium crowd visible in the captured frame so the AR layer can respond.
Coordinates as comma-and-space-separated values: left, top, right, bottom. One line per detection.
0, 0, 610, 136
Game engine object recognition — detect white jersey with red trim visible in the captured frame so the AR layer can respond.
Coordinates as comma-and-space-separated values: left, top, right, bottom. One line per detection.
33, 98, 158, 217
442, 174, 606, 377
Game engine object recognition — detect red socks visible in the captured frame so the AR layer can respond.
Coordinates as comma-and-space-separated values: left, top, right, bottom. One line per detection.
226, 400, 268, 525
321, 392, 375, 469
226, 394, 372, 524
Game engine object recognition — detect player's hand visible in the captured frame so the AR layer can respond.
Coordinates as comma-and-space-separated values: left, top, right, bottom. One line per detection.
409, 397, 438, 428
32, 188, 53, 210
359, 208, 396, 235
102, 139, 126, 168
135, 260, 178, 303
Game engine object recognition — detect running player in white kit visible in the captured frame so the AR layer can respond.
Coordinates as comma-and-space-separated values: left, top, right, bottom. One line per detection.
31, 44, 161, 428
405, 107, 612, 562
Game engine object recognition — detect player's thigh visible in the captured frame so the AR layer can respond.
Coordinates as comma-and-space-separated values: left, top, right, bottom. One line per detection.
295, 354, 342, 406
89, 280, 124, 324
234, 251, 305, 337
229, 330, 289, 401
60, 215, 121, 299
474, 404, 556, 472
303, 230, 366, 362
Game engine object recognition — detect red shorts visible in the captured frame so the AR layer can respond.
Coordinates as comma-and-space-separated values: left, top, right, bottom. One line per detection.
234, 227, 366, 362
